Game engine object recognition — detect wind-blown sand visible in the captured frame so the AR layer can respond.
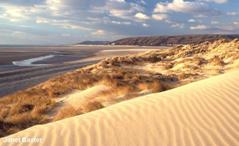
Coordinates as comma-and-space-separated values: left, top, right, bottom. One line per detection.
1, 69, 239, 146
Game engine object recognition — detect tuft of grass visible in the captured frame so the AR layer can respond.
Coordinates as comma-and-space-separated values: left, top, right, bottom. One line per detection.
0, 93, 55, 137
82, 101, 104, 113
53, 105, 81, 121
210, 55, 224, 66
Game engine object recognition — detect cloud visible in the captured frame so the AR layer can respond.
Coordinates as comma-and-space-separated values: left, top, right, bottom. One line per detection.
188, 19, 196, 23
0, 0, 238, 44
109, 9, 131, 19
190, 25, 208, 30
0, 0, 151, 43
0, 5, 30, 22
0, 0, 43, 6
142, 23, 149, 27
203, 0, 228, 4
233, 21, 239, 25
154, 0, 205, 13
92, 29, 106, 36
106, 1, 145, 20
111, 21, 131, 25
134, 12, 149, 20
114, 0, 125, 3
171, 23, 184, 29
35, 17, 91, 31
153, 0, 222, 17
152, 14, 168, 21
211, 21, 219, 24
36, 17, 49, 24
227, 12, 237, 16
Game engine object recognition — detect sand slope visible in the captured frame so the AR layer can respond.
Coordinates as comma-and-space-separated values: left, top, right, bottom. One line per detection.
1, 70, 239, 146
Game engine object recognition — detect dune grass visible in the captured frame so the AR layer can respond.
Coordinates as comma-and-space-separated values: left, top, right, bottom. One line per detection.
0, 54, 177, 137
0, 92, 55, 137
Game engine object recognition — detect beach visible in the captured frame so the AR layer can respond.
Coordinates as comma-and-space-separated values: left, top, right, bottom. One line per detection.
0, 45, 161, 97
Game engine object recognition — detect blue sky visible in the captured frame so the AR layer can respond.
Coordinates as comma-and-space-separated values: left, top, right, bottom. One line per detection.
0, 0, 238, 45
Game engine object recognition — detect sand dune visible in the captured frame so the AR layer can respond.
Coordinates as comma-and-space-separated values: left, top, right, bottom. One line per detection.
2, 39, 239, 136
1, 69, 239, 146
64, 85, 111, 109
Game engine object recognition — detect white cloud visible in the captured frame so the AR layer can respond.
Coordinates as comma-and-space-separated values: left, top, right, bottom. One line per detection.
111, 21, 131, 25
0, 5, 29, 22
233, 22, 239, 25
142, 23, 149, 27
113, 0, 125, 3
227, 12, 237, 16
211, 21, 219, 24
109, 9, 130, 19
153, 3, 168, 13
111, 21, 121, 24
46, 0, 62, 11
106, 1, 145, 20
153, 0, 221, 17
171, 23, 184, 28
203, 0, 228, 4
188, 19, 196, 23
92, 29, 106, 35
0, 0, 237, 44
154, 0, 206, 13
190, 24, 208, 30
134, 12, 149, 20
0, 0, 151, 42
35, 17, 91, 30
152, 14, 168, 21
36, 17, 49, 24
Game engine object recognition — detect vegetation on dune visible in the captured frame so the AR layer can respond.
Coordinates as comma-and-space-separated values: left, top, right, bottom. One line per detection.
0, 54, 175, 137
0, 93, 55, 137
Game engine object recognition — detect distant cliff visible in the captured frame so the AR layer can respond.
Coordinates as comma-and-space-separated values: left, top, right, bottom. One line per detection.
110, 34, 239, 46
78, 41, 110, 45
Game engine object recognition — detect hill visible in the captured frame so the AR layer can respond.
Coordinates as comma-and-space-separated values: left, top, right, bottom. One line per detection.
78, 41, 110, 45
110, 34, 239, 46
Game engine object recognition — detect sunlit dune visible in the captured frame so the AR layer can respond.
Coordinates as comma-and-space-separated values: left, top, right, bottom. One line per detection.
1, 69, 239, 146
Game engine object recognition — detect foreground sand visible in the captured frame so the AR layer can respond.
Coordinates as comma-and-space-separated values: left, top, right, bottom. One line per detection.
1, 69, 239, 146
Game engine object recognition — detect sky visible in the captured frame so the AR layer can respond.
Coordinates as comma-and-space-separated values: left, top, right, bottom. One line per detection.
0, 0, 239, 45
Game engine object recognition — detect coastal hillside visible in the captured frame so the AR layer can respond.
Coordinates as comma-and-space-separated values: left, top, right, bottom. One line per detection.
77, 41, 110, 45
111, 34, 239, 46
1, 39, 239, 137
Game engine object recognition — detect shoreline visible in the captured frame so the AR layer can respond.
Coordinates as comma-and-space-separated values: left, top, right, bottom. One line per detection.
0, 46, 160, 97
12, 55, 55, 67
